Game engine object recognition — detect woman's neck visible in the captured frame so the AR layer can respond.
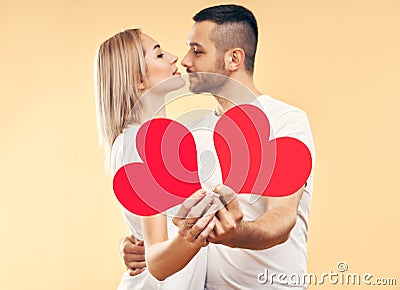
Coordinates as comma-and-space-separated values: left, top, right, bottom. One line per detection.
138, 91, 166, 124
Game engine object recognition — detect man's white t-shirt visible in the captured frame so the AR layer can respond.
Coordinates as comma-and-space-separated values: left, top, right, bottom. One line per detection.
188, 95, 315, 290
111, 125, 207, 290
112, 94, 315, 289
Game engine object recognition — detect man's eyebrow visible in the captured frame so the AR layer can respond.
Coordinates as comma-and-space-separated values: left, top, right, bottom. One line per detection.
186, 41, 204, 48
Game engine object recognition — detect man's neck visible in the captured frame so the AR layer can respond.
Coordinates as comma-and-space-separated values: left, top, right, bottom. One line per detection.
214, 72, 262, 115
214, 96, 234, 116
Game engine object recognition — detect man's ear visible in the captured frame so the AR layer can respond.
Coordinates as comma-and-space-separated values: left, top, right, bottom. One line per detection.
224, 48, 245, 72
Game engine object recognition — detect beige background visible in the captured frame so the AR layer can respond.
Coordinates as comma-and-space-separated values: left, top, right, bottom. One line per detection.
1, 0, 399, 289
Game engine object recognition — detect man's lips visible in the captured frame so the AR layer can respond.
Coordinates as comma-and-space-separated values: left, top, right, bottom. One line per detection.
187, 71, 198, 78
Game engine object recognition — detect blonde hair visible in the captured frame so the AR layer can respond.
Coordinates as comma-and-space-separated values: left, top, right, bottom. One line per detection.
94, 28, 147, 167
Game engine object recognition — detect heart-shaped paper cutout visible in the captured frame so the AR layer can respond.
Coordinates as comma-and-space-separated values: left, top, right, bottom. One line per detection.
113, 104, 312, 216
213, 104, 312, 197
113, 119, 201, 216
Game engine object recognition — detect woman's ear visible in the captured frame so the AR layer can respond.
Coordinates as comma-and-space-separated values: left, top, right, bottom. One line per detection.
138, 79, 146, 91
224, 48, 245, 72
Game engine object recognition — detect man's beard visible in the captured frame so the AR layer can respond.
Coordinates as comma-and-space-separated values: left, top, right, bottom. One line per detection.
188, 58, 230, 95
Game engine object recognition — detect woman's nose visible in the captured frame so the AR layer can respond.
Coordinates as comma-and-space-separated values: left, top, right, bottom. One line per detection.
167, 52, 178, 64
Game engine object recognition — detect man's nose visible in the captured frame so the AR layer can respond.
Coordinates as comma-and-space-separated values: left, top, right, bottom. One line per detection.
181, 52, 192, 68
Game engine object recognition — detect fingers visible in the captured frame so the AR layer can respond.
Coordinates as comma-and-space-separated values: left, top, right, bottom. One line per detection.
213, 184, 237, 207
211, 218, 225, 237
185, 204, 218, 242
123, 253, 145, 263
203, 200, 219, 217
211, 196, 226, 212
207, 216, 239, 244
195, 217, 217, 246
202, 185, 244, 245
120, 236, 146, 270
173, 191, 216, 231
213, 205, 243, 237
128, 268, 146, 276
120, 236, 132, 256
191, 204, 218, 235
176, 217, 198, 237
121, 235, 145, 261
126, 260, 146, 270
186, 193, 215, 218
126, 234, 138, 244
211, 196, 231, 225
208, 230, 216, 240
213, 184, 243, 222
173, 191, 217, 245
122, 239, 145, 255
175, 189, 207, 218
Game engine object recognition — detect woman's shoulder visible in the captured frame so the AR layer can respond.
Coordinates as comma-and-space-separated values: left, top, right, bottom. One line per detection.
113, 124, 140, 149
111, 125, 142, 175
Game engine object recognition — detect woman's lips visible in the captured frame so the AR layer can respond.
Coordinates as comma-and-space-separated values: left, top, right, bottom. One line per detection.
172, 68, 181, 76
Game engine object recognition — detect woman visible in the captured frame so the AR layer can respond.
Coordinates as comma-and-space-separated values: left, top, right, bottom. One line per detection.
94, 29, 217, 289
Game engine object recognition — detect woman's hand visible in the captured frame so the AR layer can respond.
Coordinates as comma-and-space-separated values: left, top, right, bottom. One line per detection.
119, 189, 218, 279
173, 190, 219, 247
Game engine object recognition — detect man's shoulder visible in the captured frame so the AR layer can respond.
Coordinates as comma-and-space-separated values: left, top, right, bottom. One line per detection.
256, 94, 307, 120
257, 95, 314, 154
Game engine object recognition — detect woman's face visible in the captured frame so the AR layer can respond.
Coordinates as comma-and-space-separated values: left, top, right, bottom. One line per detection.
141, 33, 184, 93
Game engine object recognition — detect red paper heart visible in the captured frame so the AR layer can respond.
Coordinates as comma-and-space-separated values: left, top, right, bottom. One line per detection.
113, 119, 201, 216
213, 104, 312, 197
113, 104, 312, 216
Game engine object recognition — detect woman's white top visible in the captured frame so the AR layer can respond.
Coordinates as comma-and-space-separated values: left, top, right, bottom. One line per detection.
111, 125, 207, 290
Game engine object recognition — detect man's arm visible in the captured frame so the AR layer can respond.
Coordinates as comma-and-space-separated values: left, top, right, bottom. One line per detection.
207, 184, 304, 250
120, 235, 146, 276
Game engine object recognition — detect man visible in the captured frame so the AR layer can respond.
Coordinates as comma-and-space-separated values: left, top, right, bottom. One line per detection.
121, 4, 315, 289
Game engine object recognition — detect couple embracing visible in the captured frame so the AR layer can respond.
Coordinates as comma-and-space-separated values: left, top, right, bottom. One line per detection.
95, 4, 315, 290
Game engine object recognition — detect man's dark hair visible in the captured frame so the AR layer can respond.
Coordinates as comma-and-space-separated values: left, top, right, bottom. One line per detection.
193, 4, 258, 74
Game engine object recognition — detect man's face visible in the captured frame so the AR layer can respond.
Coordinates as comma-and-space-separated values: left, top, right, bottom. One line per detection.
181, 21, 229, 93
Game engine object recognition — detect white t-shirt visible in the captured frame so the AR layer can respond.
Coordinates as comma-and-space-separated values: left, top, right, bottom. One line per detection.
111, 125, 207, 290
112, 94, 315, 289
188, 95, 315, 290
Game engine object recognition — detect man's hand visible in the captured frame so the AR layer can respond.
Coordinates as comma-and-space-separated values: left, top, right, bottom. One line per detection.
206, 184, 244, 247
120, 235, 146, 276
208, 185, 305, 250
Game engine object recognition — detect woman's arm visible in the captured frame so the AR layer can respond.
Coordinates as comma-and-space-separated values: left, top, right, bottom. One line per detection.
141, 192, 217, 281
